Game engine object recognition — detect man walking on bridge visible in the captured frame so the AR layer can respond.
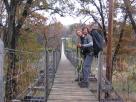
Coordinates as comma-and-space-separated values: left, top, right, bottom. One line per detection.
77, 27, 94, 88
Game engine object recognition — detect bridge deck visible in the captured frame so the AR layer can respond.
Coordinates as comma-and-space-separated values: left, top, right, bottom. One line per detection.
47, 54, 98, 102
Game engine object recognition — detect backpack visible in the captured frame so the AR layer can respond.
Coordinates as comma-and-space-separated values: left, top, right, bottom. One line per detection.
90, 29, 105, 57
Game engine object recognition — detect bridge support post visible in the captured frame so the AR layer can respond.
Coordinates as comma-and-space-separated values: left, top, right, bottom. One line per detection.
53, 50, 56, 75
45, 50, 49, 102
106, 0, 114, 98
97, 52, 102, 101
106, 0, 114, 83
0, 39, 4, 102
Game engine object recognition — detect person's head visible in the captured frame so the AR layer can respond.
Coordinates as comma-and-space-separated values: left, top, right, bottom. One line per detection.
86, 22, 98, 32
82, 26, 89, 35
91, 23, 98, 30
76, 29, 82, 37
87, 25, 92, 32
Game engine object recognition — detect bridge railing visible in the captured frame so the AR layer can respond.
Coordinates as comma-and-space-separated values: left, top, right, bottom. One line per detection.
97, 52, 124, 102
98, 53, 136, 102
2, 48, 61, 102
45, 49, 61, 101
112, 55, 136, 102
3, 48, 41, 102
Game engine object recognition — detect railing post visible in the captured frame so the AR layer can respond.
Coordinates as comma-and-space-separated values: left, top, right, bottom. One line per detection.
45, 50, 49, 102
0, 39, 4, 102
55, 51, 57, 72
53, 50, 56, 74
97, 51, 102, 101
56, 51, 58, 68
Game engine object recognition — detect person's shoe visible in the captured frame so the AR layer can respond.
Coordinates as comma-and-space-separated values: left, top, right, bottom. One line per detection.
75, 77, 83, 82
78, 81, 89, 88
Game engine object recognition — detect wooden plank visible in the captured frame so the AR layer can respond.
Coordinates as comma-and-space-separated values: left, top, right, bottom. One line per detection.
48, 55, 98, 102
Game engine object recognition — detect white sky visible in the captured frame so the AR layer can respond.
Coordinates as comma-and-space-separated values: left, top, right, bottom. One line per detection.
38, 7, 93, 25
41, 11, 94, 26
55, 16, 82, 25
44, 0, 86, 25
56, 15, 95, 25
37, 0, 104, 26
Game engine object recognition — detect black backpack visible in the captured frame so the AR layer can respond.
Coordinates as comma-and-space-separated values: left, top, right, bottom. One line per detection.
90, 29, 105, 57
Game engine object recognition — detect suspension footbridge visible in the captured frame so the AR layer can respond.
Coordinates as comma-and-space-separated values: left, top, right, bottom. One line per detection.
1, 39, 124, 102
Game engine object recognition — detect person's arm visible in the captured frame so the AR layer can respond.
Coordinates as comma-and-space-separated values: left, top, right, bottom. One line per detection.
82, 35, 93, 47
82, 42, 93, 47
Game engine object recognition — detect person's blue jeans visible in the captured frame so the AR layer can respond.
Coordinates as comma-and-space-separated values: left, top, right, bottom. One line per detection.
82, 53, 93, 82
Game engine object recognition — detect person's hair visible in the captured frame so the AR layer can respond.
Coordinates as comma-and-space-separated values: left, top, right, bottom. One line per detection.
76, 29, 81, 32
82, 26, 89, 33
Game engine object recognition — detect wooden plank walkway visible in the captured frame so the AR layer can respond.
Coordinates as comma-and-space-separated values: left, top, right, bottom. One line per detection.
48, 51, 99, 102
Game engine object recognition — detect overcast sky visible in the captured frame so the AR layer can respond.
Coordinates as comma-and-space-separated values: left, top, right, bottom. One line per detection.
55, 16, 82, 25
38, 0, 95, 26
41, 11, 94, 26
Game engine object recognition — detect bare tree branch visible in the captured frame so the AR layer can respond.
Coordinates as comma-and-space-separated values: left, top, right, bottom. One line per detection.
31, 6, 65, 17
98, 0, 107, 41
16, 0, 33, 32
92, 0, 102, 16
88, 13, 102, 29
123, 0, 136, 34
3, 0, 10, 11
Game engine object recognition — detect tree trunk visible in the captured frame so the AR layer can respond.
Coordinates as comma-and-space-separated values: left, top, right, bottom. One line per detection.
98, 0, 107, 42
3, 0, 33, 100
106, 0, 114, 82
5, 2, 17, 100
105, 0, 114, 98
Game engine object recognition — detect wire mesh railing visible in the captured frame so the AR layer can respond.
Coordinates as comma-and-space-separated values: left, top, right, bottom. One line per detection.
97, 52, 123, 102
45, 49, 61, 102
4, 48, 41, 102
112, 55, 136, 102
2, 48, 61, 102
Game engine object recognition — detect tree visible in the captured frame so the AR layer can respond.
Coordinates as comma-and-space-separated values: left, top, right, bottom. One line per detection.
112, 14, 128, 67
112, 0, 136, 66
0, 0, 6, 39
45, 21, 64, 49
3, 0, 34, 100
2, 0, 67, 100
